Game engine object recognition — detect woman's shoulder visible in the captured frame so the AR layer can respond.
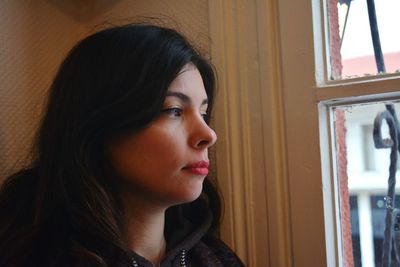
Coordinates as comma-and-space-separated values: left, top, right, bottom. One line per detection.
189, 235, 246, 267
0, 168, 37, 266
0, 234, 126, 267
0, 224, 72, 267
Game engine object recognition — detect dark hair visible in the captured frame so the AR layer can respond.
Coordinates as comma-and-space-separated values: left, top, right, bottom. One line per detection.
0, 24, 221, 267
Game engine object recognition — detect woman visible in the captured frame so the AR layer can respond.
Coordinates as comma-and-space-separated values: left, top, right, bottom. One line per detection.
0, 24, 244, 267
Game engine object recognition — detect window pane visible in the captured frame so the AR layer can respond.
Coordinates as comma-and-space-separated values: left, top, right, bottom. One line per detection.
332, 101, 400, 266
327, 0, 400, 79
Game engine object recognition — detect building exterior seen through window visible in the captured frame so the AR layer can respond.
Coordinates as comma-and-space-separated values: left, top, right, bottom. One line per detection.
328, 0, 400, 79
324, 1, 400, 264
333, 102, 400, 266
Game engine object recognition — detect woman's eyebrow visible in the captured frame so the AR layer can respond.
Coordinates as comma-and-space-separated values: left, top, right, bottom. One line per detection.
166, 91, 208, 105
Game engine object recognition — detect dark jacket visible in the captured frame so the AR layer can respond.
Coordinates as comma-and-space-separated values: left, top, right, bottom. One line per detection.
1, 204, 244, 267
129, 199, 245, 267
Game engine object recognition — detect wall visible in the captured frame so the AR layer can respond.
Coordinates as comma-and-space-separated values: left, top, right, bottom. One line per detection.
0, 1, 81, 177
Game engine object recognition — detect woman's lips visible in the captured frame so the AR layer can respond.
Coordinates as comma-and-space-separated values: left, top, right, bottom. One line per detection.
183, 161, 209, 175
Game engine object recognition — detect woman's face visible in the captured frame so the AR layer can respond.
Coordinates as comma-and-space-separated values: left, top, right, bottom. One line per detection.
108, 64, 217, 207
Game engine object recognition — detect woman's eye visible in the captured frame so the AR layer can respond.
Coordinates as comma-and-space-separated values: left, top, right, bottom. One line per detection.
162, 107, 183, 117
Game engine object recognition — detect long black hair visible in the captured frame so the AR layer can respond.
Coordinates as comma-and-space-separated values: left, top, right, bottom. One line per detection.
0, 24, 221, 267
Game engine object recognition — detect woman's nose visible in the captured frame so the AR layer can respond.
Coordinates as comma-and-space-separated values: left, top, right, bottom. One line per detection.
189, 118, 217, 149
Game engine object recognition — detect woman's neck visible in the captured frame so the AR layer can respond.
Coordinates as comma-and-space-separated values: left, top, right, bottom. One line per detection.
121, 193, 167, 265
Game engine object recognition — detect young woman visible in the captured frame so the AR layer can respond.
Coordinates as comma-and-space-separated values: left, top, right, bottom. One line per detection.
0, 24, 244, 267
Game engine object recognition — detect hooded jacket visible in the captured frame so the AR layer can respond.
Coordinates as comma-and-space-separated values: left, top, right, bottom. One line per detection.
1, 201, 244, 267
128, 199, 244, 267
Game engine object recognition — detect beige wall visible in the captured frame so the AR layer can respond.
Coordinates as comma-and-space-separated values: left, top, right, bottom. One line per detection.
0, 0, 210, 178
0, 1, 80, 177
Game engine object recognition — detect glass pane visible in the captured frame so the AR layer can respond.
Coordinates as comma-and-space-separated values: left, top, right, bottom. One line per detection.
332, 101, 400, 266
326, 0, 400, 79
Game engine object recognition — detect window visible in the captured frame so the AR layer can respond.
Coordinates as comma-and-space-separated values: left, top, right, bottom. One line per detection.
276, 0, 400, 265
322, 0, 400, 266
